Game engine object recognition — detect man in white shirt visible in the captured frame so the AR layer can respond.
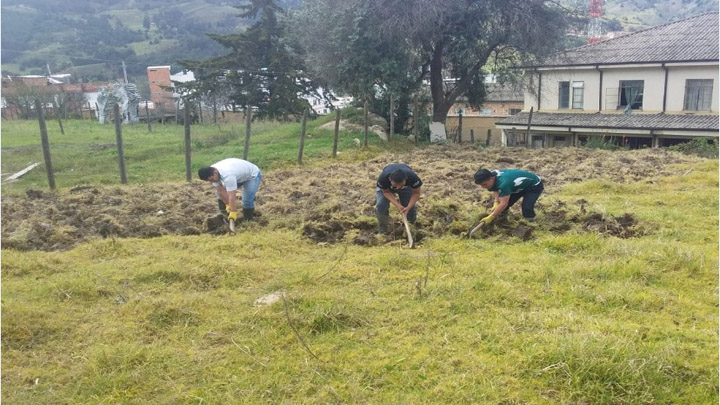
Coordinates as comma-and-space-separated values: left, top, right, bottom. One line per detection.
198, 158, 262, 221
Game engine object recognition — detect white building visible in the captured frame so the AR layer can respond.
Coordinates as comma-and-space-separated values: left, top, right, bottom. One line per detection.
496, 12, 719, 148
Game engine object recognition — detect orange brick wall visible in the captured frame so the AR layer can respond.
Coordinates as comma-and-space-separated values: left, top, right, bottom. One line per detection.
147, 67, 173, 109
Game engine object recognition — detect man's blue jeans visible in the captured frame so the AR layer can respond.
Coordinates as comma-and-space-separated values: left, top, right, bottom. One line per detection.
216, 171, 262, 211
375, 187, 417, 223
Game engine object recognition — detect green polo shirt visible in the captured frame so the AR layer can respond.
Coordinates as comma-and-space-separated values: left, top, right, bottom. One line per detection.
488, 169, 541, 197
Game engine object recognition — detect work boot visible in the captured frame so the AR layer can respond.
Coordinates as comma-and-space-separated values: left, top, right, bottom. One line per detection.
376, 213, 390, 234
242, 208, 254, 221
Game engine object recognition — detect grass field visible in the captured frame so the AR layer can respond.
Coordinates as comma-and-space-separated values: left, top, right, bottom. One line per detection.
0, 116, 386, 195
1, 118, 718, 403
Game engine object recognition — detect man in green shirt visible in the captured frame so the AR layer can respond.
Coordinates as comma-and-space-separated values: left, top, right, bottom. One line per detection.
473, 168, 544, 224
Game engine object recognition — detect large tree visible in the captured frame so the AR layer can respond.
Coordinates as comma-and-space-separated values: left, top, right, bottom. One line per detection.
183, 0, 321, 120
293, 0, 575, 139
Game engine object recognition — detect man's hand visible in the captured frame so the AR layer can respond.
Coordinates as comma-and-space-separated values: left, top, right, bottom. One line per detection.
398, 205, 410, 214
480, 214, 495, 225
228, 211, 238, 221
226, 204, 231, 213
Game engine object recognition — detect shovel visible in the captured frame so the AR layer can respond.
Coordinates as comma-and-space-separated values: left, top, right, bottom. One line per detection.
401, 213, 414, 248
228, 218, 236, 234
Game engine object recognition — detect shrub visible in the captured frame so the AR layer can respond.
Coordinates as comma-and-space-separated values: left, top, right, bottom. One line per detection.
667, 138, 719, 159
582, 135, 619, 150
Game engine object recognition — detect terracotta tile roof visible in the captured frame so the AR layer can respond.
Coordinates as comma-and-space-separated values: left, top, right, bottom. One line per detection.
533, 12, 719, 67
485, 84, 524, 102
496, 112, 719, 131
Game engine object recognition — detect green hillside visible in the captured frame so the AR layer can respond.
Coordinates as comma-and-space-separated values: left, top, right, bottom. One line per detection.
0, 0, 249, 80
604, 0, 717, 29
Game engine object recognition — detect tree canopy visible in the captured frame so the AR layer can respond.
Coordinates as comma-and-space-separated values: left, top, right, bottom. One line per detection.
292, 0, 576, 137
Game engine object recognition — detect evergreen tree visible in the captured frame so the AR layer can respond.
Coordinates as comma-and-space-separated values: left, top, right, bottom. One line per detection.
184, 0, 321, 121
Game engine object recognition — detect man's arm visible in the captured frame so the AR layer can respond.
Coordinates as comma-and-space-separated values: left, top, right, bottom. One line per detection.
490, 194, 509, 217
216, 185, 229, 205
401, 187, 421, 214
227, 190, 238, 213
382, 189, 404, 212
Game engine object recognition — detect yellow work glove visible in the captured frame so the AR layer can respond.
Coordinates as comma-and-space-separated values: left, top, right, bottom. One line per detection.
480, 214, 495, 225
491, 201, 499, 212
225, 204, 231, 213
228, 211, 238, 221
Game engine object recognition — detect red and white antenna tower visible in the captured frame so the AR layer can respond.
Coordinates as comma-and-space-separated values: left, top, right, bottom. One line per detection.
587, 0, 603, 44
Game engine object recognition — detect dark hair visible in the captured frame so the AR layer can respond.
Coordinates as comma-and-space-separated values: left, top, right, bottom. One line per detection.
474, 169, 495, 184
198, 166, 215, 180
389, 170, 408, 183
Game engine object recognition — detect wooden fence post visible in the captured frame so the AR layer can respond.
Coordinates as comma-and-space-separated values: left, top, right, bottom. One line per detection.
113, 103, 128, 184
51, 98, 65, 135
525, 106, 534, 148
470, 129, 475, 143
244, 105, 252, 160
35, 99, 56, 190
389, 95, 394, 139
332, 109, 340, 158
413, 95, 419, 144
457, 112, 463, 143
184, 101, 192, 181
298, 108, 308, 164
145, 101, 152, 132
363, 99, 369, 147
486, 129, 492, 146
213, 96, 217, 125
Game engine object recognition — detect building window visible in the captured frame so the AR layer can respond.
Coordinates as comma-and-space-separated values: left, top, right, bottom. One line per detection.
558, 81, 570, 109
684, 79, 713, 111
509, 108, 521, 115
619, 80, 644, 110
454, 108, 466, 115
572, 81, 584, 109
480, 108, 492, 116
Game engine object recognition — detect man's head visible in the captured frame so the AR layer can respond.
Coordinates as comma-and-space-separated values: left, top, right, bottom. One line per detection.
389, 170, 408, 189
474, 169, 496, 189
198, 166, 219, 182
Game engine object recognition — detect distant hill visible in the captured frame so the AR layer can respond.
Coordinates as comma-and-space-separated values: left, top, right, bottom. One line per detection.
1, 0, 715, 84
604, 0, 718, 29
1, 0, 296, 82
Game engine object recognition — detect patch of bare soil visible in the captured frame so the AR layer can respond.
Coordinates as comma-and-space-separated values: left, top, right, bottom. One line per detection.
1, 146, 698, 251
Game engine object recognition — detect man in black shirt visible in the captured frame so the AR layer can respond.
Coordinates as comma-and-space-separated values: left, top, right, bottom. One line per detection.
375, 164, 423, 234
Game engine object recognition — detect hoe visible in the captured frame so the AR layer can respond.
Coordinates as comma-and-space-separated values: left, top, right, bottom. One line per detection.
401, 213, 414, 248
466, 221, 485, 238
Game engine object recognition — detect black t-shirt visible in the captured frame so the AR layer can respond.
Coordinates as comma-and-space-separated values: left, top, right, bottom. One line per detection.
376, 164, 423, 190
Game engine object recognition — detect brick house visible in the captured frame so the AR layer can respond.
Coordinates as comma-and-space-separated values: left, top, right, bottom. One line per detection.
147, 65, 175, 110
446, 83, 524, 145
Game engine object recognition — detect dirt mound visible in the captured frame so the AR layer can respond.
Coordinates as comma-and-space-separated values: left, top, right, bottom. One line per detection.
1, 146, 696, 251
